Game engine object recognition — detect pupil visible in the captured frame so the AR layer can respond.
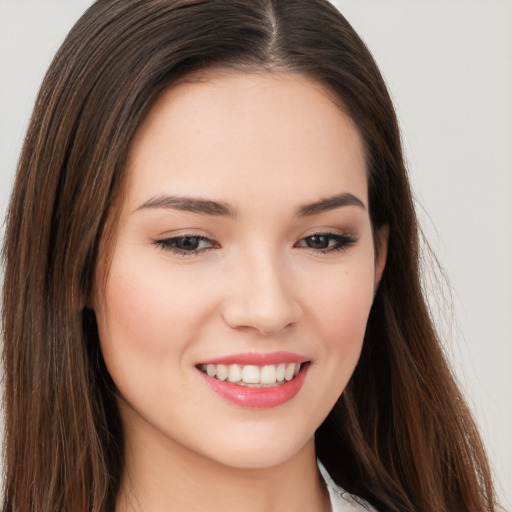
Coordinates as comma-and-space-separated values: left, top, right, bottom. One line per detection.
308, 235, 329, 249
178, 237, 199, 250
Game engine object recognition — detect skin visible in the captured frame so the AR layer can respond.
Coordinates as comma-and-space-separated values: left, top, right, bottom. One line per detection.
93, 71, 388, 512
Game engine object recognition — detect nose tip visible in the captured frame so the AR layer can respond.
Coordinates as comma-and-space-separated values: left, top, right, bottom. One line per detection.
223, 304, 299, 335
221, 265, 303, 336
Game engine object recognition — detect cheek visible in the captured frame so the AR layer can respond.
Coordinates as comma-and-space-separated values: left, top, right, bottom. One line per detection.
328, 279, 373, 341
94, 254, 210, 389
310, 263, 375, 336
289, 256, 376, 431
302, 255, 376, 382
99, 251, 212, 338
99, 269, 171, 354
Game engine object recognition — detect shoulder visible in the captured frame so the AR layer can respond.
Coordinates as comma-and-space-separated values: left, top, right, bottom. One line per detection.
318, 461, 380, 512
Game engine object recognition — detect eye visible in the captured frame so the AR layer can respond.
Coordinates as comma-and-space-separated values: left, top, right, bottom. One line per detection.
153, 235, 219, 256
295, 232, 356, 253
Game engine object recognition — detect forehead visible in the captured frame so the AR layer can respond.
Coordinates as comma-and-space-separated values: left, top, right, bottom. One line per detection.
124, 71, 368, 213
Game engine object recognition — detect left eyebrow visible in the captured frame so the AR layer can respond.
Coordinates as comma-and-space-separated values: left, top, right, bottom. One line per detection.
296, 193, 366, 217
135, 195, 237, 218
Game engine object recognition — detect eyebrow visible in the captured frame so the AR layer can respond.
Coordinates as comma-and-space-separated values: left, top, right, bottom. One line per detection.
136, 192, 365, 218
296, 193, 366, 216
137, 195, 237, 217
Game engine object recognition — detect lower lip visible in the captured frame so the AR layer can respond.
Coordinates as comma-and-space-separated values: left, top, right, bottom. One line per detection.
198, 365, 309, 409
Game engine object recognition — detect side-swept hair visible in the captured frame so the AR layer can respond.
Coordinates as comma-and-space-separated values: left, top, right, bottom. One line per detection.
1, 1, 497, 511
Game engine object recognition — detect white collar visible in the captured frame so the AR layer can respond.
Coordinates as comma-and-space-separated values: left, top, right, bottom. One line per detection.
318, 461, 379, 512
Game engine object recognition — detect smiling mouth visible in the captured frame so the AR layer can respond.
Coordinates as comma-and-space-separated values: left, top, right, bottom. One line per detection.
197, 362, 309, 387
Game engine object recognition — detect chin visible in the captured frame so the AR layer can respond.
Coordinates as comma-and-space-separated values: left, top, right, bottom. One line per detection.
196, 425, 315, 470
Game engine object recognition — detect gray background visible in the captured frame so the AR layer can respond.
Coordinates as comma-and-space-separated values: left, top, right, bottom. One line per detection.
1, 0, 511, 508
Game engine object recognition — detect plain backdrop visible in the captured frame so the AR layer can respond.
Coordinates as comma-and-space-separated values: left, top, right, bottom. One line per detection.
0, 1, 511, 509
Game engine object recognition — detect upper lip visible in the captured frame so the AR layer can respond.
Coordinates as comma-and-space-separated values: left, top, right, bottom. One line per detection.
197, 351, 310, 366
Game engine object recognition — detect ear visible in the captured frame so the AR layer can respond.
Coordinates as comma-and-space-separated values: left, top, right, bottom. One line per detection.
374, 224, 389, 287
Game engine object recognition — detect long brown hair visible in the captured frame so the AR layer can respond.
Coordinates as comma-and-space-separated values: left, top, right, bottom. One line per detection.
1, 1, 497, 511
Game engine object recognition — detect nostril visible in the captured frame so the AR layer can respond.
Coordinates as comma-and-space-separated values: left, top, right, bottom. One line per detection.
220, 264, 304, 334
222, 301, 302, 335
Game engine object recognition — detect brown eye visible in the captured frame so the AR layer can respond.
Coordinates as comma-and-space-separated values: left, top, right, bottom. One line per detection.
174, 236, 201, 251
296, 232, 357, 253
153, 235, 219, 255
305, 235, 330, 249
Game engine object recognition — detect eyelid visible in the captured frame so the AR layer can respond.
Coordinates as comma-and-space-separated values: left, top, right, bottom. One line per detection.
152, 234, 220, 257
294, 231, 358, 253
151, 229, 357, 257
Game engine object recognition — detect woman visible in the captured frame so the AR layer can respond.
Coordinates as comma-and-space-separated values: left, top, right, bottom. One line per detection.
1, 1, 498, 511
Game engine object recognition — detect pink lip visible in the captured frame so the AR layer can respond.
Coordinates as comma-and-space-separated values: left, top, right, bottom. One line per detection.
197, 361, 310, 409
198, 351, 310, 366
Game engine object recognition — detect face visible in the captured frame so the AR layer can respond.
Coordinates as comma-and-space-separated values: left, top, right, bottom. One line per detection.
93, 72, 387, 470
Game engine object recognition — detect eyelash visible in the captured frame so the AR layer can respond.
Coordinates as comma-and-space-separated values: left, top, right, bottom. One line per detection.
152, 235, 218, 257
294, 233, 357, 253
152, 232, 357, 257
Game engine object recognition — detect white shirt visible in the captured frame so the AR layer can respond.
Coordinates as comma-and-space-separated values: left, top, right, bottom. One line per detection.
319, 461, 379, 512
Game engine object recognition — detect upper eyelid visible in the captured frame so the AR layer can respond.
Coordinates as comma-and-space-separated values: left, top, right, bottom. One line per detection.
152, 235, 218, 257
156, 235, 355, 257
154, 227, 216, 238
156, 234, 217, 245
296, 232, 357, 245
154, 230, 356, 242
297, 231, 357, 242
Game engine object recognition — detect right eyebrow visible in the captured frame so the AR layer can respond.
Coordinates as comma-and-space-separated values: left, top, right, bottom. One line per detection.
135, 195, 237, 218
296, 192, 366, 217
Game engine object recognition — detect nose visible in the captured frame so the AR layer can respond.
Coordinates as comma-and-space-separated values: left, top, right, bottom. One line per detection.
221, 250, 303, 336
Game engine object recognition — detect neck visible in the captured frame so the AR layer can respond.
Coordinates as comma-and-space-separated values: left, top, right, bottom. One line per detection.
116, 413, 329, 512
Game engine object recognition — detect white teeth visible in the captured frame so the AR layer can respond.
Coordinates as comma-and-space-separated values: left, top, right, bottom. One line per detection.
242, 365, 260, 384
276, 363, 286, 382
285, 363, 295, 381
200, 362, 304, 386
216, 364, 228, 381
228, 364, 242, 382
260, 365, 277, 384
